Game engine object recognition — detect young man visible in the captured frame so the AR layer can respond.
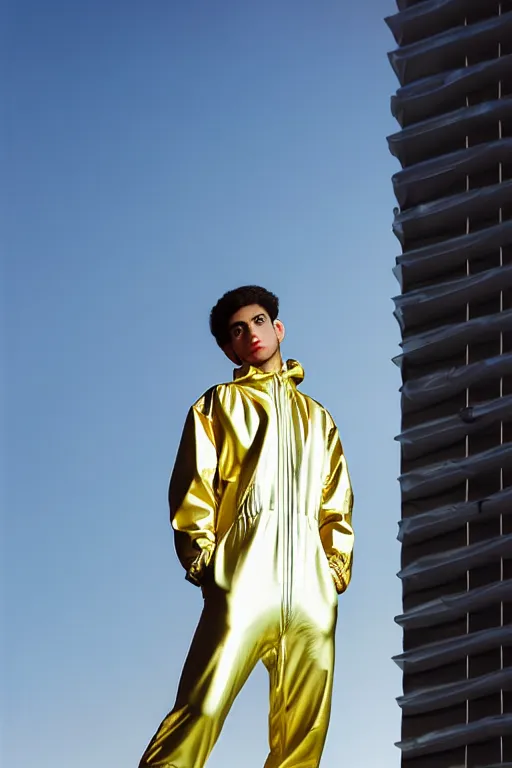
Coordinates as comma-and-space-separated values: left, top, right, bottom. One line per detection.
139, 286, 354, 768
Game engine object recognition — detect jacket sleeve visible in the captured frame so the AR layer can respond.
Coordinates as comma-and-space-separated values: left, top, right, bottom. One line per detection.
169, 396, 219, 587
319, 423, 354, 594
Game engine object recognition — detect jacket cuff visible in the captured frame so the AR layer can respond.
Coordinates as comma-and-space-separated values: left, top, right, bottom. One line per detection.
328, 553, 352, 594
185, 546, 213, 587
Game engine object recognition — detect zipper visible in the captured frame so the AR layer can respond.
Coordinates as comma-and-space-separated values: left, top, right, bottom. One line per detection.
273, 374, 294, 631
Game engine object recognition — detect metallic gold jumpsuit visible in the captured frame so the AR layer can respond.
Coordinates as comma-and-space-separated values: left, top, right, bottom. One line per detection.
139, 360, 354, 768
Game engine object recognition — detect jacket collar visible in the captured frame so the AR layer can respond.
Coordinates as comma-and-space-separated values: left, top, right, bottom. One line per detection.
233, 358, 304, 387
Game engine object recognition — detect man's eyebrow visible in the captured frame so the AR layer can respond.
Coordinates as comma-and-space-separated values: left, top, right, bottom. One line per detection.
228, 313, 266, 331
229, 319, 247, 331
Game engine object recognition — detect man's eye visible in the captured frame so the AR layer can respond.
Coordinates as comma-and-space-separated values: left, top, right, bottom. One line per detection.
233, 327, 242, 338
255, 316, 265, 324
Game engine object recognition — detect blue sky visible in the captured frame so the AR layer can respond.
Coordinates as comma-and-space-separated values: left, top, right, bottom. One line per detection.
4, 1, 404, 766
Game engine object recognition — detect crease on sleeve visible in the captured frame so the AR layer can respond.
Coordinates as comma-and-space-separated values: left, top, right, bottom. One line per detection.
319, 425, 355, 594
169, 395, 219, 587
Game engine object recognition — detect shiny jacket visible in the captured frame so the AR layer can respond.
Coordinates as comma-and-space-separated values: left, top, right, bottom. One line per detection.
169, 359, 354, 593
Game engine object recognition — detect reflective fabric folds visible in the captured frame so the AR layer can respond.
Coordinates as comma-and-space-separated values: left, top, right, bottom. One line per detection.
138, 360, 354, 768
169, 359, 353, 594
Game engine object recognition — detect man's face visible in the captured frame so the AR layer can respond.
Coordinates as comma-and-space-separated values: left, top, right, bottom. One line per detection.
225, 304, 284, 367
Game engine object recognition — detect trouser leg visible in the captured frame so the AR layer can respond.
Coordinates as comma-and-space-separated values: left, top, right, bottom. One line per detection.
138, 586, 264, 768
263, 617, 336, 768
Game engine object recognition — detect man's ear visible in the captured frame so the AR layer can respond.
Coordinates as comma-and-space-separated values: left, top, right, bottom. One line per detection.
274, 319, 285, 343
222, 343, 242, 365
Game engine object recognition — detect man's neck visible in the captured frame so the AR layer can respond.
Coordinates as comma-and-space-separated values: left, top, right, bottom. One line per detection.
258, 351, 284, 373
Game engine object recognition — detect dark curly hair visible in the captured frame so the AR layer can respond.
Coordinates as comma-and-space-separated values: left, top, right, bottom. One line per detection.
210, 285, 279, 347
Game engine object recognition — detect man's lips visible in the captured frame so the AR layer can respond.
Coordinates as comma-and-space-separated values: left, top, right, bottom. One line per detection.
250, 343, 263, 352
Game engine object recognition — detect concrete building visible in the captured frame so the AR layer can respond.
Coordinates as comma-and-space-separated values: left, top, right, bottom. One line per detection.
386, 2, 512, 766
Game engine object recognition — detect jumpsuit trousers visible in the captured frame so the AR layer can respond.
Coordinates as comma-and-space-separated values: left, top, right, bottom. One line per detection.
138, 506, 338, 768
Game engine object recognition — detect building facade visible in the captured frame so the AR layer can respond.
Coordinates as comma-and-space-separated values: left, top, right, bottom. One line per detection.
386, 1, 512, 767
